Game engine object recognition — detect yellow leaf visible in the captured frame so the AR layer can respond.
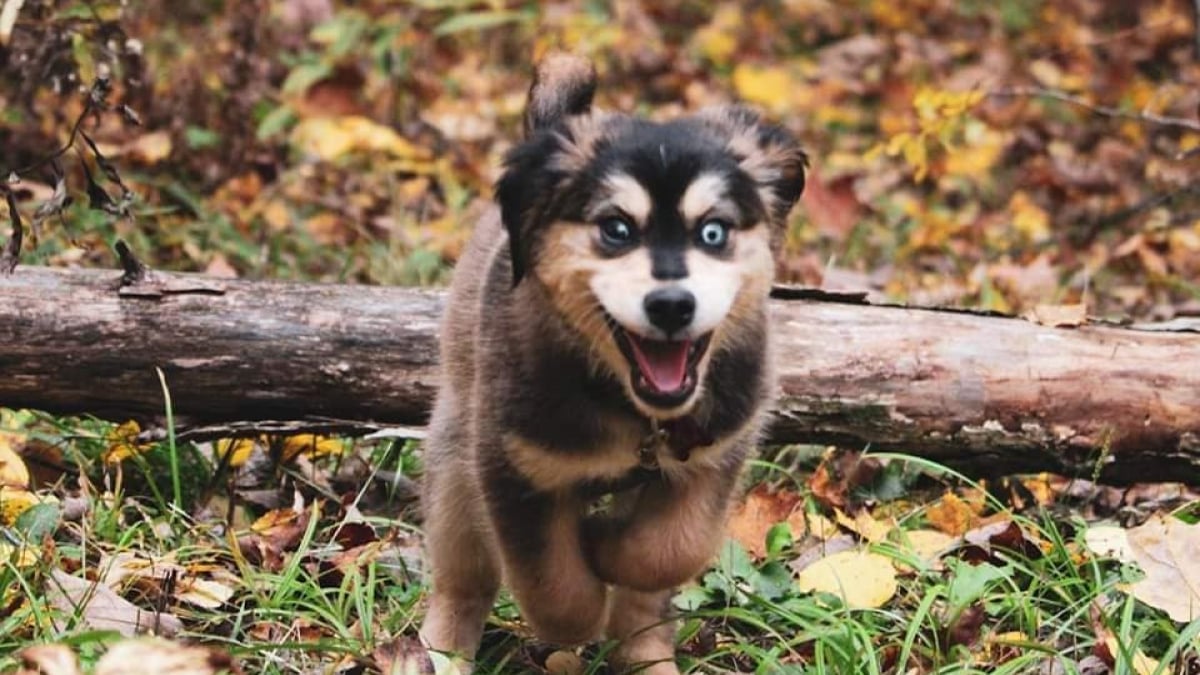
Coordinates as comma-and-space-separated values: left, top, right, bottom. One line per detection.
804, 511, 839, 541
0, 486, 39, 525
892, 529, 956, 571
289, 116, 434, 165
691, 5, 741, 66
0, 433, 30, 488
944, 126, 1005, 180
796, 549, 897, 608
176, 577, 236, 609
103, 421, 151, 464
1009, 191, 1050, 243
926, 491, 981, 536
0, 541, 40, 568
280, 435, 344, 463
215, 438, 256, 469
731, 64, 793, 112
261, 200, 292, 233
834, 508, 894, 543
1103, 636, 1162, 675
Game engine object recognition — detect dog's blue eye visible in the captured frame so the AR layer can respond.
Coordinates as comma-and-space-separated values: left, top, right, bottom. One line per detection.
599, 217, 635, 247
696, 220, 730, 250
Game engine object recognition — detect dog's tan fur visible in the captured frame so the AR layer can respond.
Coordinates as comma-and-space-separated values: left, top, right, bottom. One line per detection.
419, 54, 805, 673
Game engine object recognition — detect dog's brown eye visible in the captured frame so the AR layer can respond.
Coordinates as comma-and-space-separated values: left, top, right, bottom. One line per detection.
696, 219, 730, 250
599, 217, 636, 248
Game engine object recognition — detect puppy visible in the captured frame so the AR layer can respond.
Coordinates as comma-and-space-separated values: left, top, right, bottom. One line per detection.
420, 53, 806, 674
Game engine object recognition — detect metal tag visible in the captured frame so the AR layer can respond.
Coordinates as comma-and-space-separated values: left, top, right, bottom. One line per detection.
637, 421, 670, 469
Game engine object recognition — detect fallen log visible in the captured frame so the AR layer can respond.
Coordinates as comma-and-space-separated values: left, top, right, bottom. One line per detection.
1, 265, 1198, 482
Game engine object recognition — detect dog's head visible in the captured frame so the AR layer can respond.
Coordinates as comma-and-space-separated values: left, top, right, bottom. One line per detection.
497, 54, 806, 418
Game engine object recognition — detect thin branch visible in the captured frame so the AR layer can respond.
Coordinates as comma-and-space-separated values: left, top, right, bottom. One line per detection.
114, 239, 148, 285
1, 188, 22, 273
992, 86, 1200, 133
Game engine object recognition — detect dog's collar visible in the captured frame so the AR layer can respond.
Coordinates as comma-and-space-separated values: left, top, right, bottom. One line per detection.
636, 417, 713, 469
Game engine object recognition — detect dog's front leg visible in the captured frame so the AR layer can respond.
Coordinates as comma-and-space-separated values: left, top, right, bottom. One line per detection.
606, 586, 680, 675
483, 458, 611, 646
584, 457, 744, 592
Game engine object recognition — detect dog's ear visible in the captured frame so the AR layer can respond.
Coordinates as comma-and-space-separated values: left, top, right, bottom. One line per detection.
497, 53, 597, 286
697, 105, 807, 224
524, 52, 597, 136
496, 135, 557, 286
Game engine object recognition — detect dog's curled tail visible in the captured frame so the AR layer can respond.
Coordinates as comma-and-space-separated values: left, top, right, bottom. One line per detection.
524, 52, 597, 136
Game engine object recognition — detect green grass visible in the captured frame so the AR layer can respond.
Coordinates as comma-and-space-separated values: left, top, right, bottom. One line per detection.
2, 410, 1197, 673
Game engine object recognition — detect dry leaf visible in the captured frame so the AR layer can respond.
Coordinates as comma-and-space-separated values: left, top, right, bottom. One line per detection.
103, 421, 152, 464
796, 549, 898, 609
0, 486, 38, 525
17, 643, 81, 675
805, 511, 839, 541
280, 434, 343, 463
960, 520, 1044, 563
0, 432, 30, 488
175, 577, 235, 610
214, 438, 256, 469
0, 541, 40, 568
94, 638, 239, 675
289, 116, 433, 167
47, 570, 182, 638
124, 131, 173, 165
1024, 303, 1087, 328
237, 505, 312, 571
834, 508, 894, 543
731, 64, 794, 113
1101, 635, 1162, 675
1124, 515, 1200, 622
926, 491, 982, 536
892, 529, 957, 571
727, 484, 802, 558
1083, 525, 1135, 564
100, 551, 185, 588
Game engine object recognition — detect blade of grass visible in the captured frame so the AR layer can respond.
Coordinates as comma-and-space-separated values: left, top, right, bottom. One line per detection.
155, 367, 182, 519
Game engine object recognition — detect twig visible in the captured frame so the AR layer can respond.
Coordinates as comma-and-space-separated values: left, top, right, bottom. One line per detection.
114, 239, 148, 285
992, 86, 1200, 133
1, 188, 23, 274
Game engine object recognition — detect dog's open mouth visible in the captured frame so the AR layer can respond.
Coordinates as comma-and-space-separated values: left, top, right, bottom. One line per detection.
606, 318, 712, 407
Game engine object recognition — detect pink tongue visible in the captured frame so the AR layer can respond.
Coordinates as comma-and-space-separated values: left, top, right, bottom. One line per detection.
628, 336, 691, 393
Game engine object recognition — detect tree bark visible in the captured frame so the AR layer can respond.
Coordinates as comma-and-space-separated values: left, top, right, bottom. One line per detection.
1, 265, 1198, 482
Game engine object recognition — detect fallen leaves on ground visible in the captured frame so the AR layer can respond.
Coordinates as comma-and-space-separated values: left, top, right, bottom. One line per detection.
16, 639, 239, 675
236, 501, 314, 571
1123, 515, 1200, 623
795, 549, 898, 609
726, 484, 804, 558
46, 569, 182, 638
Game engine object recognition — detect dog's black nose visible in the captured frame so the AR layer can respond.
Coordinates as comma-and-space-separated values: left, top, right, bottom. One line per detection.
643, 288, 696, 334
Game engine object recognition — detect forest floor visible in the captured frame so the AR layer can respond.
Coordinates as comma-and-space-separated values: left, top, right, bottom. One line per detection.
1, 1, 1199, 673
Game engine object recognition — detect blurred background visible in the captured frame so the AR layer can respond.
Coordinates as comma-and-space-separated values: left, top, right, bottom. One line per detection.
2, 0, 1198, 318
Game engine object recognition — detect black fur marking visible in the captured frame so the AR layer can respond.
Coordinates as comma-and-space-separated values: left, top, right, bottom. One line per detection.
480, 453, 553, 563
699, 314, 768, 440
495, 108, 804, 285
650, 245, 687, 280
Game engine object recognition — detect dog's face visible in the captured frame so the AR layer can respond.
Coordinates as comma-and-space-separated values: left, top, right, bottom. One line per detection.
498, 59, 805, 418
